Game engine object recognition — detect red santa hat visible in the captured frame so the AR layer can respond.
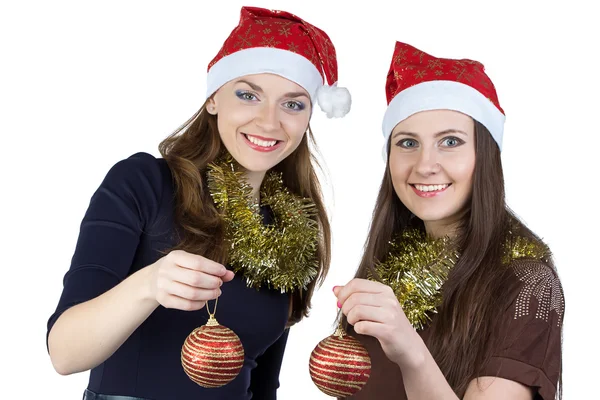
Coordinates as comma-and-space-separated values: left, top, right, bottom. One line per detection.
206, 6, 351, 118
382, 41, 505, 151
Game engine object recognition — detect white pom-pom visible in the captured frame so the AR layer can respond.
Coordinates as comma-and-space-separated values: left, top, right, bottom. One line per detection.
316, 83, 351, 118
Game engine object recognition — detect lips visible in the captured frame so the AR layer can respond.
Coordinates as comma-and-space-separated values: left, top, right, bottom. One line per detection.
410, 183, 451, 198
244, 133, 279, 147
241, 133, 283, 152
412, 184, 450, 193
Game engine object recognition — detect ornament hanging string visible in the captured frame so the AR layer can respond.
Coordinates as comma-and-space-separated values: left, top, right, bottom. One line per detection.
205, 298, 219, 326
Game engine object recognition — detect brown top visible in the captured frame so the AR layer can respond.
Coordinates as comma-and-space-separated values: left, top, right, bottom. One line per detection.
342, 259, 565, 400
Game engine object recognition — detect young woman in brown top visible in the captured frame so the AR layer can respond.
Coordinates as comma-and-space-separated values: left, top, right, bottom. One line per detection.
333, 41, 564, 400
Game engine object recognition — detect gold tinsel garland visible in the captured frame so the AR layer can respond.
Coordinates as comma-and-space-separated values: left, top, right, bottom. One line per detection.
502, 233, 551, 265
207, 154, 320, 293
370, 229, 459, 330
370, 228, 551, 330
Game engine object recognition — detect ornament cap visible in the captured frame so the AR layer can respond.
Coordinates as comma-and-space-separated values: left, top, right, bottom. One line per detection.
206, 315, 219, 326
334, 324, 346, 339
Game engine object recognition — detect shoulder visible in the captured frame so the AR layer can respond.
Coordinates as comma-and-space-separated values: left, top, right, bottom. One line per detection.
95, 152, 173, 219
101, 152, 173, 193
106, 152, 169, 180
508, 258, 565, 328
500, 229, 565, 327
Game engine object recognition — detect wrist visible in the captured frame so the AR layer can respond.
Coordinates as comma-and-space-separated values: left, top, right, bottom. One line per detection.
133, 264, 160, 307
395, 330, 427, 370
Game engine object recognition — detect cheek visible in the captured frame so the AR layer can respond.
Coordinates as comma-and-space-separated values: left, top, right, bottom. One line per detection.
449, 154, 475, 185
217, 106, 254, 135
389, 154, 412, 182
282, 115, 309, 143
446, 155, 475, 203
388, 156, 412, 196
217, 119, 236, 147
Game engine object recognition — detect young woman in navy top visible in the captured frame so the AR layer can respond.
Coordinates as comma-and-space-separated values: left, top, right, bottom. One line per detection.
46, 6, 351, 399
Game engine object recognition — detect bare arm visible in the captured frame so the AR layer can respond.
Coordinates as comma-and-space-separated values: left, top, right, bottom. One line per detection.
48, 250, 234, 375
399, 337, 533, 400
48, 265, 158, 375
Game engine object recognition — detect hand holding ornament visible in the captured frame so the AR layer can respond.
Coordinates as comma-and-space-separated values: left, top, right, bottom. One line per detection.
148, 251, 242, 389
335, 279, 425, 369
149, 249, 235, 311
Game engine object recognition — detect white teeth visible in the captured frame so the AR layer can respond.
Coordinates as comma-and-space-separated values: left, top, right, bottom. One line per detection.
246, 135, 277, 147
414, 184, 449, 192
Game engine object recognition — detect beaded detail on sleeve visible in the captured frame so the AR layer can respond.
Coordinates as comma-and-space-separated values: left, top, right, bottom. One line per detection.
512, 260, 565, 327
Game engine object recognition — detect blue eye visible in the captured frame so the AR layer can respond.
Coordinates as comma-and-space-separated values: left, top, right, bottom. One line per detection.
441, 137, 463, 147
235, 90, 257, 101
397, 138, 418, 148
284, 101, 305, 111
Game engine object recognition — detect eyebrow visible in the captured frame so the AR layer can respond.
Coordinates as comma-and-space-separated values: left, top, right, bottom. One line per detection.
235, 79, 309, 99
392, 129, 468, 139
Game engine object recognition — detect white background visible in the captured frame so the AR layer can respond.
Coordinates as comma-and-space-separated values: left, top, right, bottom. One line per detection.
1, 0, 598, 398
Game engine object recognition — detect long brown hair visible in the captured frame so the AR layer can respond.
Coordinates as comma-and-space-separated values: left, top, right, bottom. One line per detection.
345, 121, 561, 397
158, 101, 331, 325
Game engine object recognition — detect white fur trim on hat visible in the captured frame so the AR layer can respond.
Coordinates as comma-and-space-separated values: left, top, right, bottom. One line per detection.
206, 47, 323, 101
382, 80, 506, 154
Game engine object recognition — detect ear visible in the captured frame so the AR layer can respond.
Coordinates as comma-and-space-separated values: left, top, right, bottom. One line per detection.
206, 97, 218, 115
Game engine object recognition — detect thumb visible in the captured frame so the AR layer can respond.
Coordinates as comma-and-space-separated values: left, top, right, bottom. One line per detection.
221, 270, 235, 282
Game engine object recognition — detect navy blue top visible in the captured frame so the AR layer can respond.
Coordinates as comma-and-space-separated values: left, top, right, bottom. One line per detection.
47, 152, 291, 399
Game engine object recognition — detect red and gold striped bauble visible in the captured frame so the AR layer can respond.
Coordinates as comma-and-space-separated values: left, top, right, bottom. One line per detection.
309, 327, 371, 397
181, 316, 244, 388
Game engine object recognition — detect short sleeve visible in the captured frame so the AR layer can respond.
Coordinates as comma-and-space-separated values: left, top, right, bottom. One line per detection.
46, 152, 165, 347
479, 260, 565, 400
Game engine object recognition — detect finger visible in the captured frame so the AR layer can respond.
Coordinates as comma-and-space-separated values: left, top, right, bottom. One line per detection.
332, 285, 345, 297
346, 304, 388, 326
353, 320, 385, 338
166, 280, 222, 301
221, 270, 235, 283
341, 292, 382, 316
169, 266, 223, 289
160, 294, 207, 312
337, 279, 391, 306
169, 250, 227, 276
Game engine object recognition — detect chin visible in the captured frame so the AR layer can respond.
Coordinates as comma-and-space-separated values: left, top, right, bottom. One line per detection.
233, 155, 280, 173
418, 215, 451, 224
412, 208, 455, 224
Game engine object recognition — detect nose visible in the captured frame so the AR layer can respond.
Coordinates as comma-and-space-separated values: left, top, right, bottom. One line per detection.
414, 148, 441, 177
255, 103, 280, 132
